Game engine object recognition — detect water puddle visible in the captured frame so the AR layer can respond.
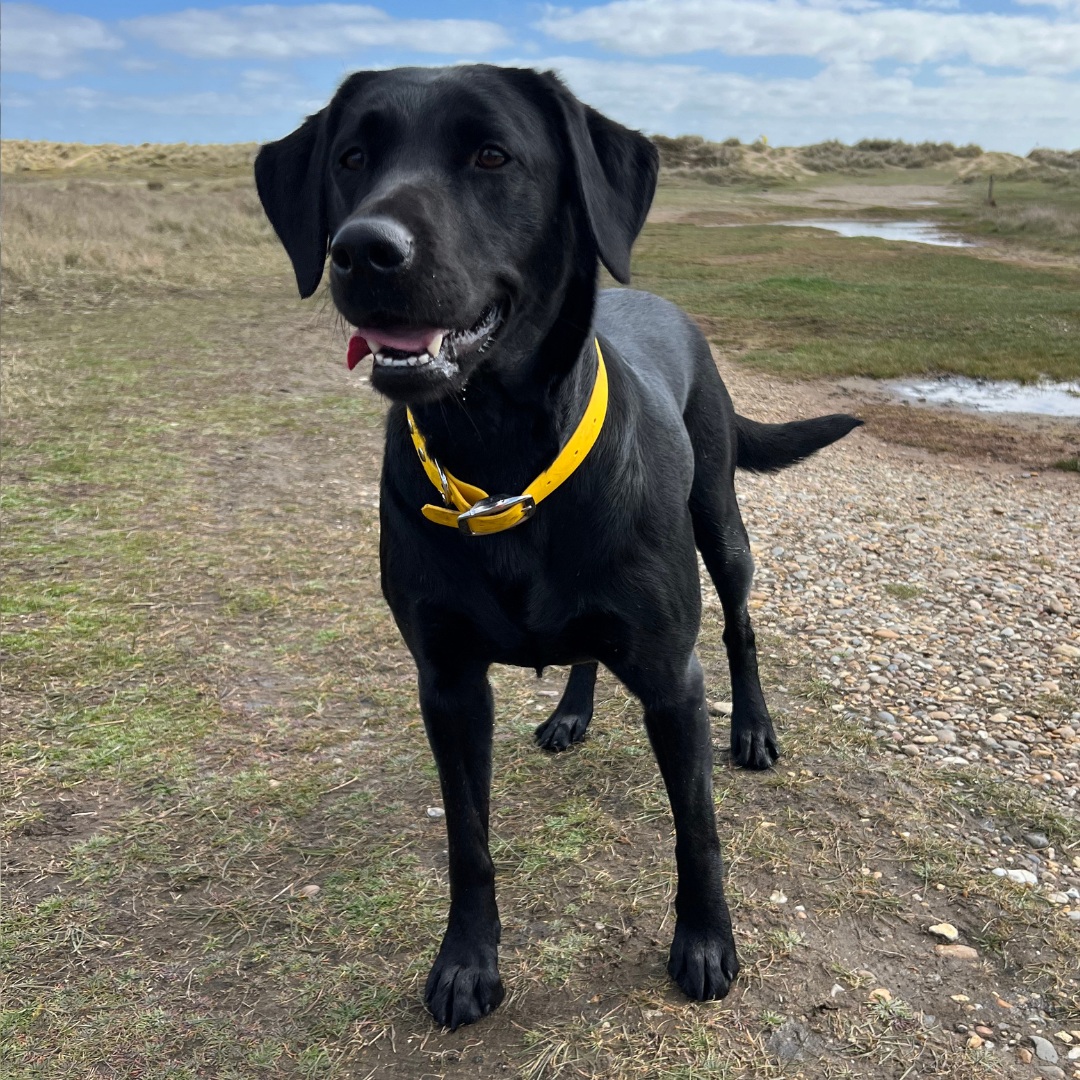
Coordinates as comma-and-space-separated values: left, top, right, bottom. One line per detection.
774, 219, 974, 247
889, 376, 1080, 417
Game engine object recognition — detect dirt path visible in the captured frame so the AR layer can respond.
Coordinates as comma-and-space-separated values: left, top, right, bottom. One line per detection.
3, 291, 1078, 1080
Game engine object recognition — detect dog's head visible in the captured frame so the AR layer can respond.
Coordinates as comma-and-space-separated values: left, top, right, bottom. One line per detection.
255, 65, 658, 403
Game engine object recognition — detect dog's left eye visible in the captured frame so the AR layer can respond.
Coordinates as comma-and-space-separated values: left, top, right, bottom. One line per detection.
339, 148, 364, 171
476, 146, 508, 170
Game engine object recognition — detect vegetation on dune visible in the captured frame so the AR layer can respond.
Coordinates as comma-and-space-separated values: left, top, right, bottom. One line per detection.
798, 138, 984, 172
651, 133, 744, 169
0, 138, 258, 176
1028, 148, 1080, 172
647, 133, 1080, 187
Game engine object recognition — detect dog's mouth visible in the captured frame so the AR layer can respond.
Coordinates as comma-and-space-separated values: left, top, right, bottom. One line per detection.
347, 303, 502, 377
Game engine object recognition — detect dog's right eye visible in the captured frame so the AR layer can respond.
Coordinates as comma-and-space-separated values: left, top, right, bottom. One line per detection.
339, 148, 364, 171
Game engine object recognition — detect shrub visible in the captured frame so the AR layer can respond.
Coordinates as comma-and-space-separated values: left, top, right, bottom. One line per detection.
651, 134, 742, 169
1027, 148, 1080, 171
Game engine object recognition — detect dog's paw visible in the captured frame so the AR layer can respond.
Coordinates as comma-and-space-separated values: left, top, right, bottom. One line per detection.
535, 710, 590, 752
667, 921, 740, 1001
731, 722, 779, 770
425, 942, 504, 1031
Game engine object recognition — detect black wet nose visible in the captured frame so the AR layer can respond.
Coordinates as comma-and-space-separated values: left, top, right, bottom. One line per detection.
330, 217, 414, 275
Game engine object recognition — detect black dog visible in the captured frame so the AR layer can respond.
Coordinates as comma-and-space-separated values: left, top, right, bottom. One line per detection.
256, 65, 861, 1031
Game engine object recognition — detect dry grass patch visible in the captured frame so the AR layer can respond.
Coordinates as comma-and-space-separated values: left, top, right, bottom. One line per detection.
858, 404, 1080, 469
0, 178, 285, 306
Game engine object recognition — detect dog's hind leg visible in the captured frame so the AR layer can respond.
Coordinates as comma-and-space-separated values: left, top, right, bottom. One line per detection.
686, 387, 779, 771
535, 662, 597, 751
418, 661, 505, 1030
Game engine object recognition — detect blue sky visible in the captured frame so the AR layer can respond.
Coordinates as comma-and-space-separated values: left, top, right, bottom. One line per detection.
2, 0, 1078, 152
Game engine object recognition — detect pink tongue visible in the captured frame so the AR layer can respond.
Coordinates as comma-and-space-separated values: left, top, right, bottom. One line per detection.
346, 326, 445, 370
347, 332, 370, 370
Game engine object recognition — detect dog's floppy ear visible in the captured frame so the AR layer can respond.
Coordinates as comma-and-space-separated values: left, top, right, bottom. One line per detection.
255, 110, 331, 299
544, 73, 659, 284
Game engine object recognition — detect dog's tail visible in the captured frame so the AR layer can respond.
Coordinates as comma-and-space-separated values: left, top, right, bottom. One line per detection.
735, 413, 863, 473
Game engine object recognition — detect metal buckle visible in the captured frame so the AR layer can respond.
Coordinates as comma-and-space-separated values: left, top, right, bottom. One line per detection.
457, 493, 536, 535
432, 459, 453, 507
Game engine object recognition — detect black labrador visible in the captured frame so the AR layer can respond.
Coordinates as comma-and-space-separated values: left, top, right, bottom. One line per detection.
255, 64, 861, 1031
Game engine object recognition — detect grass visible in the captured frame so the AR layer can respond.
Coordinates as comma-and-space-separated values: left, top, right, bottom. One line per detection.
0, 175, 280, 306
2, 157, 1079, 1079
628, 216, 1080, 381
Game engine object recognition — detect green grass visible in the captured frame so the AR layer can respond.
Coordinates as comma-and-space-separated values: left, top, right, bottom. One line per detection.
882, 584, 922, 599
628, 220, 1080, 381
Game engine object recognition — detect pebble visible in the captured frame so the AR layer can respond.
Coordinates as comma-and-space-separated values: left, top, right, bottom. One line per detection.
1025, 832, 1051, 850
1032, 1035, 1061, 1064
297, 884, 320, 898
935, 944, 979, 960
719, 361, 1080, 813
426, 806, 445, 818
767, 1020, 811, 1062
708, 700, 733, 716
1037, 1068, 1065, 1080
928, 922, 959, 942
999, 868, 1039, 886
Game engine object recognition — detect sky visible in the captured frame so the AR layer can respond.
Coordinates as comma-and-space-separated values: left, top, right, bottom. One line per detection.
1, 0, 1078, 153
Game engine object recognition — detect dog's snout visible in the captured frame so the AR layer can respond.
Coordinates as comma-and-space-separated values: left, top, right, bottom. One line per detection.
330, 217, 414, 275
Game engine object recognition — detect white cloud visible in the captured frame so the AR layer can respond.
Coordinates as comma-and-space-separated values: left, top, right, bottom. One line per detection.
122, 4, 511, 60
524, 54, 1080, 151
536, 0, 1080, 74
0, 2, 123, 78
54, 84, 324, 117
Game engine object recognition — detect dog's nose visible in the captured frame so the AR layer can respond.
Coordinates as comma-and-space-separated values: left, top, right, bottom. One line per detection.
330, 218, 414, 275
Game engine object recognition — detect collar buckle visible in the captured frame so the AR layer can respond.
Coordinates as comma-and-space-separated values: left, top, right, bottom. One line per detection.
457, 493, 536, 535
432, 458, 452, 507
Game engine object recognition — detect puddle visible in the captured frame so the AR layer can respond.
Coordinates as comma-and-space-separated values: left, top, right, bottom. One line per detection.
889, 376, 1080, 417
774, 219, 974, 247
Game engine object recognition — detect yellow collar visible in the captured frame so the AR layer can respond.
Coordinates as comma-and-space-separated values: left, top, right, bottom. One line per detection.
406, 340, 609, 536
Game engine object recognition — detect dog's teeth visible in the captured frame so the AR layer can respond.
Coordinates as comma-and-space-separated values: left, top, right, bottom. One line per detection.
427, 333, 444, 358
374, 352, 386, 364
406, 356, 417, 366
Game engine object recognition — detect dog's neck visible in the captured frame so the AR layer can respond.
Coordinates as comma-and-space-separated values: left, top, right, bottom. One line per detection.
407, 264, 600, 498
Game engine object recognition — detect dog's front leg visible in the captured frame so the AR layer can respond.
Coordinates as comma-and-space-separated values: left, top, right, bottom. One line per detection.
624, 653, 740, 1000
418, 661, 504, 1030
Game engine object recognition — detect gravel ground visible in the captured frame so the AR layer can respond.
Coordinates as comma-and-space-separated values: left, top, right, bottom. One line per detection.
715, 356, 1080, 818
